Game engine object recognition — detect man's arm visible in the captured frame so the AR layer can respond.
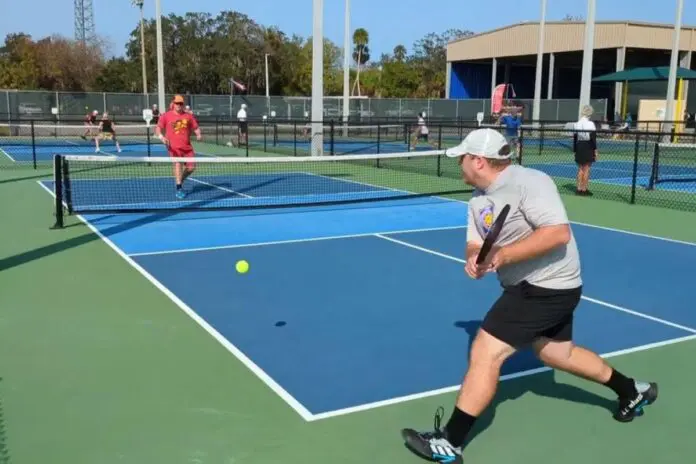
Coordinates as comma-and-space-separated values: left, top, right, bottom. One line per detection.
465, 201, 485, 274
497, 224, 570, 266
155, 114, 166, 139
495, 175, 572, 267
191, 116, 202, 140
466, 241, 482, 261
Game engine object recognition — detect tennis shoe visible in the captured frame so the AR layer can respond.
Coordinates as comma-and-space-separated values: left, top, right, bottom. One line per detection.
614, 381, 658, 422
176, 189, 186, 199
401, 407, 463, 464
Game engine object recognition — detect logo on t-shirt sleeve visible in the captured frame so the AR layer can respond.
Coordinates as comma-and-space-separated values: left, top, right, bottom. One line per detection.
478, 203, 495, 237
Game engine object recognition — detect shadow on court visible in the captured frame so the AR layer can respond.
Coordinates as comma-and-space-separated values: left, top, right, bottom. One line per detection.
0, 174, 292, 272
452, 320, 616, 444
0, 172, 52, 185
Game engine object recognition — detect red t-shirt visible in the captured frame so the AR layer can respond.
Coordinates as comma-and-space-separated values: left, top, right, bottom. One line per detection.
157, 110, 199, 151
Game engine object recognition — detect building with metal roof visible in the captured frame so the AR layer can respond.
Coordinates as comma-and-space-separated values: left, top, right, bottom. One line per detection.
446, 21, 696, 120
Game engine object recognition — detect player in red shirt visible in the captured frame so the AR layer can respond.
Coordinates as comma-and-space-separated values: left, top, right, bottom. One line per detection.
155, 94, 202, 199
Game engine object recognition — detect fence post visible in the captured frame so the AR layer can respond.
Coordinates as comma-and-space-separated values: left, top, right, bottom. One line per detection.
630, 134, 640, 204
30, 120, 37, 169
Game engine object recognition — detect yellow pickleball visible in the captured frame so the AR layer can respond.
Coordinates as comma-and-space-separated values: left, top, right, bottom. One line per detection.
236, 260, 249, 274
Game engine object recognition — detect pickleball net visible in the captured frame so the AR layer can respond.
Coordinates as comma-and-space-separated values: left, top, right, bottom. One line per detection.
648, 142, 696, 188
0, 122, 153, 147
272, 123, 406, 145
50, 150, 473, 227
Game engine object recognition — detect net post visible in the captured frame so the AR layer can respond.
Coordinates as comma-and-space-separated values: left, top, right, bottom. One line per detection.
31, 120, 37, 169
518, 129, 524, 165
62, 157, 73, 214
377, 122, 381, 154
51, 154, 64, 229
437, 124, 442, 150
539, 125, 545, 156
647, 141, 659, 190
293, 122, 297, 157
630, 133, 640, 203
263, 117, 268, 152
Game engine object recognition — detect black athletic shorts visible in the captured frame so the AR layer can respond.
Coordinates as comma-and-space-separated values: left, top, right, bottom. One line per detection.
574, 139, 595, 166
481, 280, 582, 348
239, 121, 248, 134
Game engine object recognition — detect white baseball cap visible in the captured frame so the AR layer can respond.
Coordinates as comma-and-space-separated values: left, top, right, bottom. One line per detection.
445, 128, 513, 159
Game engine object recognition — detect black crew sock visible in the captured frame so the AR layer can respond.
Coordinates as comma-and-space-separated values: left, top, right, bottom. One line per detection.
604, 369, 637, 398
176, 184, 182, 190
444, 406, 477, 448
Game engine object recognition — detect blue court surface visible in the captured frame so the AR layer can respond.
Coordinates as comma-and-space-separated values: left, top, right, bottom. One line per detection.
526, 158, 696, 193
37, 176, 696, 421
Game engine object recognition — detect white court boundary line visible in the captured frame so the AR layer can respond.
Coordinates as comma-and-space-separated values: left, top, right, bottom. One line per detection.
129, 225, 467, 257
189, 177, 253, 198
36, 181, 315, 422
305, 233, 696, 421
0, 146, 16, 162
374, 234, 696, 334
36, 161, 696, 422
310, 333, 696, 421
42, 153, 696, 248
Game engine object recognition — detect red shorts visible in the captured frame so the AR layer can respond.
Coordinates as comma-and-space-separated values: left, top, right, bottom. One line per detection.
168, 146, 195, 169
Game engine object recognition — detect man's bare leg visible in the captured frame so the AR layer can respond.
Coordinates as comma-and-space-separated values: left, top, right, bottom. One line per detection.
533, 338, 658, 422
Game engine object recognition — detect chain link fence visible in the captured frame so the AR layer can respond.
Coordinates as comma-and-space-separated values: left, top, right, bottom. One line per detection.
0, 89, 607, 124
6, 115, 693, 213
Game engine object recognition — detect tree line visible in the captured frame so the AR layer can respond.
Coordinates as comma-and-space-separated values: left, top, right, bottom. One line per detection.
0, 10, 472, 99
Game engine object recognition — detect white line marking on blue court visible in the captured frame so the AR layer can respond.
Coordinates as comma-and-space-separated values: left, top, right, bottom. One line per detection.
35, 180, 316, 422
35, 163, 696, 422
0, 147, 16, 162
375, 233, 462, 262
308, 333, 696, 421
305, 166, 696, 247
189, 177, 253, 198
373, 233, 696, 334
128, 225, 468, 257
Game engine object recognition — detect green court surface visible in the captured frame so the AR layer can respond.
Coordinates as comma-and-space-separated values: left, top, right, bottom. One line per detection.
2, 149, 696, 464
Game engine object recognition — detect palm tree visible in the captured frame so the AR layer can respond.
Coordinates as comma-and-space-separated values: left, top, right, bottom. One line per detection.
351, 28, 369, 96
393, 45, 407, 62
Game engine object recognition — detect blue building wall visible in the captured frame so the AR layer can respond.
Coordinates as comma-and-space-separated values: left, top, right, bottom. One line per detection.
449, 62, 549, 100
450, 62, 492, 98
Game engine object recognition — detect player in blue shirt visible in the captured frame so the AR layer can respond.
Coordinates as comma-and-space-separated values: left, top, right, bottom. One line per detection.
498, 109, 522, 158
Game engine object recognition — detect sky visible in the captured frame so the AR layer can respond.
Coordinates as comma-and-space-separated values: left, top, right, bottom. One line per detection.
0, 0, 693, 60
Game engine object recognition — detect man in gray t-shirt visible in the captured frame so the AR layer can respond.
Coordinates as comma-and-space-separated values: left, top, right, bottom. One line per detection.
401, 128, 658, 464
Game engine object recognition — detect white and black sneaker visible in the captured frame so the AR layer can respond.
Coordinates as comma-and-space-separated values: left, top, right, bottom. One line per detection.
401, 407, 463, 464
613, 381, 658, 422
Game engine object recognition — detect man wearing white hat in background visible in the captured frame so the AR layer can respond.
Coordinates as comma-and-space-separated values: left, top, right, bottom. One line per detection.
400, 128, 658, 464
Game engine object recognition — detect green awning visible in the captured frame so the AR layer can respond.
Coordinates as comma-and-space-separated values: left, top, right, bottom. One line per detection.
592, 66, 696, 82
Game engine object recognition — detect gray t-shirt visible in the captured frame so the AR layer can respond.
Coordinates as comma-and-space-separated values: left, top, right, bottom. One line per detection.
467, 164, 582, 290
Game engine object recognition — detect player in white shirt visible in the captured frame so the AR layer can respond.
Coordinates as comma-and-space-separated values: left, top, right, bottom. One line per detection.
234, 103, 248, 146
410, 112, 435, 150
573, 105, 598, 196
